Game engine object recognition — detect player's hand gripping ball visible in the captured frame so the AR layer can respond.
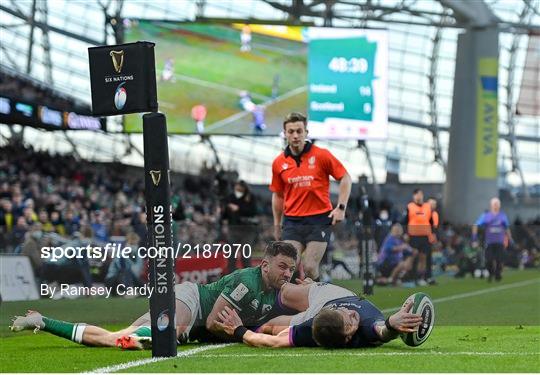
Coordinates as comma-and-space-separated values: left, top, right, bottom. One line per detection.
400, 292, 435, 347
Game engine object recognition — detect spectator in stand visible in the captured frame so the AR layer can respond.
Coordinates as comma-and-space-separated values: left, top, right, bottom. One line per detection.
38, 209, 53, 233
222, 180, 258, 273
50, 211, 66, 236
23, 204, 38, 225
40, 226, 94, 288
131, 211, 147, 247
90, 210, 109, 243
64, 210, 80, 236
0, 182, 11, 199
0, 199, 16, 233
20, 223, 45, 276
11, 216, 28, 250
105, 232, 144, 295
11, 193, 24, 217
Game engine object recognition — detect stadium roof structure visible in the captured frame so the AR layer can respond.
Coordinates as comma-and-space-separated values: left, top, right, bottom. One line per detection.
0, 0, 539, 188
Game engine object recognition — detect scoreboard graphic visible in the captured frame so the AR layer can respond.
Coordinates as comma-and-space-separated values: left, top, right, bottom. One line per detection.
307, 27, 388, 140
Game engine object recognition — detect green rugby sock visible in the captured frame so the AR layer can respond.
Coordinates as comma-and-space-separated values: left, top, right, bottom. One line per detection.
132, 326, 151, 338
43, 317, 87, 343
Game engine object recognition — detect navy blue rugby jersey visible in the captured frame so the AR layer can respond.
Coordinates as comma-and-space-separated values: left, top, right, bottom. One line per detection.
289, 296, 385, 347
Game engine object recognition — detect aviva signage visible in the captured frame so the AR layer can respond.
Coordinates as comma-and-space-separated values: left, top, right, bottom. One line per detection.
475, 58, 498, 179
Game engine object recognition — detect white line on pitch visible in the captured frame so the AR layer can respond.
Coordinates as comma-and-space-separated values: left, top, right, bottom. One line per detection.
156, 69, 270, 101
204, 85, 307, 132
85, 343, 233, 374
381, 278, 540, 313
159, 101, 176, 109
192, 351, 540, 358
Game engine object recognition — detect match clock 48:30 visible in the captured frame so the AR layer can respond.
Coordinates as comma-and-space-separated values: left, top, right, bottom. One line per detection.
328, 57, 369, 74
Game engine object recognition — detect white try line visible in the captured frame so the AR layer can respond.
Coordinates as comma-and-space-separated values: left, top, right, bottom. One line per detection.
381, 278, 540, 313
85, 343, 233, 374
193, 351, 540, 358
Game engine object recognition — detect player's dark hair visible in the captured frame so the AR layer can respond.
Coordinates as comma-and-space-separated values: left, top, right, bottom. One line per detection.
283, 112, 307, 129
412, 188, 422, 195
263, 241, 297, 262
312, 308, 348, 348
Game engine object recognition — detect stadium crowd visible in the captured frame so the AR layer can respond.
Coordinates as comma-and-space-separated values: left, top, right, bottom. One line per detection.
1, 145, 539, 295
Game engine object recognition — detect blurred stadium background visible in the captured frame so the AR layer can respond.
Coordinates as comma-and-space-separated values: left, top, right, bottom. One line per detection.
1, 0, 539, 372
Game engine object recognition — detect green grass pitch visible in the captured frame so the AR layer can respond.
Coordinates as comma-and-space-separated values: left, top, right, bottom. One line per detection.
123, 21, 307, 135
1, 269, 539, 372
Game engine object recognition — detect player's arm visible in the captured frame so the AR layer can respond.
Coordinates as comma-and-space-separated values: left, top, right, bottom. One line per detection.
472, 213, 486, 247
257, 314, 293, 335
328, 173, 352, 225
206, 296, 237, 339
337, 172, 352, 207
269, 158, 285, 240
242, 327, 291, 347
392, 243, 408, 252
216, 306, 291, 347
505, 228, 513, 245
323, 149, 351, 225
471, 224, 479, 247
272, 191, 284, 240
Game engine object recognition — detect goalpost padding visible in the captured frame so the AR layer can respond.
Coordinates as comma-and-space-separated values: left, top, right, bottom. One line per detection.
143, 112, 177, 357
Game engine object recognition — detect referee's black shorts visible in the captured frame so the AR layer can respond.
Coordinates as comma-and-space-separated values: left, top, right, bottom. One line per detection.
282, 211, 332, 246
409, 235, 431, 254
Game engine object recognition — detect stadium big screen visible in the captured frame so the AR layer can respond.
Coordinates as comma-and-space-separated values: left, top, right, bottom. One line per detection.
123, 20, 388, 139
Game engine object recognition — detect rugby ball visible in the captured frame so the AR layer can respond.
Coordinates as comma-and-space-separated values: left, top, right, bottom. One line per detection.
114, 83, 127, 110
400, 292, 435, 347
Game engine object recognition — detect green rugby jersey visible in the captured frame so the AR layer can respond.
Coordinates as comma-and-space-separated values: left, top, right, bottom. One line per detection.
197, 266, 277, 326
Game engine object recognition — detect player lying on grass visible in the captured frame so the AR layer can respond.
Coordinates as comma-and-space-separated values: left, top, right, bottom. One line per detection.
10, 241, 297, 349
216, 282, 423, 348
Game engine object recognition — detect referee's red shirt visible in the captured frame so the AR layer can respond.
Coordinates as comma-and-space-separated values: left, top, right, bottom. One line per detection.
269, 142, 347, 217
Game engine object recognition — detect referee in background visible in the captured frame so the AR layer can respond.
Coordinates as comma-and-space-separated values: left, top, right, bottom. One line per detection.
270, 112, 352, 281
